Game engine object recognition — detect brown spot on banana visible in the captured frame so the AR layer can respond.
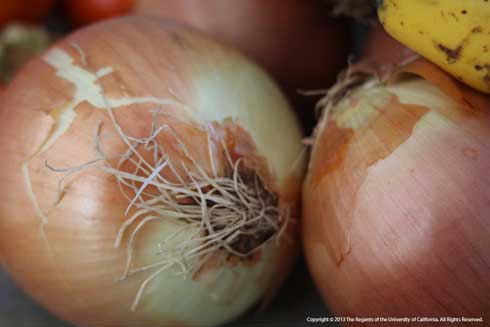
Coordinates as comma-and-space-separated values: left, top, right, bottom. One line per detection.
472, 26, 482, 33
436, 43, 462, 62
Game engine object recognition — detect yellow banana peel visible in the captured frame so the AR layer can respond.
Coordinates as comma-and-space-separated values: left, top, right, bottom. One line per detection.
378, 0, 490, 94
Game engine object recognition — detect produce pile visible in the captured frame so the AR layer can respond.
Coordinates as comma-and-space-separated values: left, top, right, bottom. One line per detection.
0, 1, 488, 326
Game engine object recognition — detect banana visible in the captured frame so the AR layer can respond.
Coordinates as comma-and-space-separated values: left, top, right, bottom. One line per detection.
378, 0, 490, 94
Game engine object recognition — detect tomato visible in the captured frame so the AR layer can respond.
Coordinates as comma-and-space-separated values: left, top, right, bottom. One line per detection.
0, 0, 55, 26
64, 0, 135, 26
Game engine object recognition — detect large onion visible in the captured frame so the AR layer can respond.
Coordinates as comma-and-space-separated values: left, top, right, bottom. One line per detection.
303, 41, 490, 323
0, 17, 305, 326
361, 23, 415, 66
133, 0, 349, 92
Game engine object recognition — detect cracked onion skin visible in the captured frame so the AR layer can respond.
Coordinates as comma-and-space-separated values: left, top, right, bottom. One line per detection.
303, 59, 490, 325
0, 17, 305, 327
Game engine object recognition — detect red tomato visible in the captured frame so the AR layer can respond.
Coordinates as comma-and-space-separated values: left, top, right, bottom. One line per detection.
0, 0, 55, 26
64, 0, 135, 26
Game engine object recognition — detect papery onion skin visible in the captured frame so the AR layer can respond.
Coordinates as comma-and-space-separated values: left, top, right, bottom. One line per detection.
0, 17, 305, 327
302, 58, 490, 325
133, 0, 349, 92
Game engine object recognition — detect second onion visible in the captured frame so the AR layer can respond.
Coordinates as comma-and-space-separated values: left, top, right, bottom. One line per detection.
303, 51, 490, 324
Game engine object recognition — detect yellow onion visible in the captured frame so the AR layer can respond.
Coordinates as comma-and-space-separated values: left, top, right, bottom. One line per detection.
303, 58, 490, 325
0, 17, 305, 326
133, 0, 349, 92
360, 23, 415, 67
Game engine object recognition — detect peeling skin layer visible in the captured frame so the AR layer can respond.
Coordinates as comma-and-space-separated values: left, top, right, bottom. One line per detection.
40, 48, 186, 153
305, 80, 431, 264
22, 47, 190, 228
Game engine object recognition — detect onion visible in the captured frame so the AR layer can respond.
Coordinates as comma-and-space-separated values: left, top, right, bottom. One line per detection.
0, 17, 305, 326
360, 23, 416, 67
302, 52, 490, 323
133, 0, 349, 92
